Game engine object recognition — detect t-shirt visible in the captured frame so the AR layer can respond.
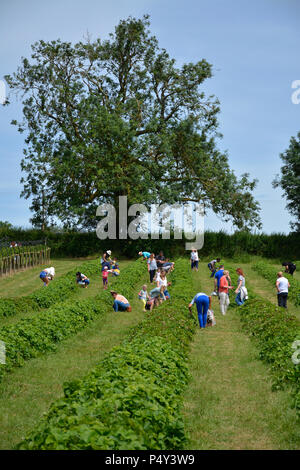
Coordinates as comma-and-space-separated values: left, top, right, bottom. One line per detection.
158, 278, 168, 288
237, 275, 245, 290
191, 251, 199, 261
214, 269, 224, 288
79, 273, 88, 281
102, 271, 109, 279
190, 293, 208, 305
276, 277, 289, 294
116, 294, 129, 304
138, 289, 148, 300
142, 252, 151, 259
219, 275, 229, 294
209, 259, 217, 265
147, 258, 157, 270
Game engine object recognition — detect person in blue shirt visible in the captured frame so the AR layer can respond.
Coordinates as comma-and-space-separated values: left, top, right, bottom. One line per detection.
214, 265, 225, 296
189, 293, 212, 329
138, 251, 151, 260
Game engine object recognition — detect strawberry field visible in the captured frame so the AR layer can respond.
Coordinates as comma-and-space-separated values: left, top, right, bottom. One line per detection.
0, 255, 300, 450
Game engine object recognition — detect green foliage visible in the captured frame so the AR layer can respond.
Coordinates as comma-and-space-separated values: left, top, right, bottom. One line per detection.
0, 259, 100, 319
273, 131, 300, 232
17, 259, 197, 450
0, 259, 145, 382
6, 16, 260, 230
239, 298, 300, 415
0, 244, 45, 259
252, 261, 300, 306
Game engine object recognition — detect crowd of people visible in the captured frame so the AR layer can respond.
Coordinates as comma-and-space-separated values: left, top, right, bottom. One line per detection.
38, 248, 296, 325
188, 250, 296, 329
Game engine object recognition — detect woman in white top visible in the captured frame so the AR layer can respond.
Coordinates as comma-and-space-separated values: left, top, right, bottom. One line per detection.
39, 267, 55, 286
150, 270, 168, 301
276, 271, 290, 308
190, 249, 199, 271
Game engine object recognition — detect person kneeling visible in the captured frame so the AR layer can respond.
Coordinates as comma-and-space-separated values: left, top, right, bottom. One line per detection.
110, 291, 132, 312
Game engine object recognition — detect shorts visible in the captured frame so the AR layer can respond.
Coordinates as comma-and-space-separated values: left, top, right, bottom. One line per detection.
191, 260, 198, 269
40, 271, 47, 279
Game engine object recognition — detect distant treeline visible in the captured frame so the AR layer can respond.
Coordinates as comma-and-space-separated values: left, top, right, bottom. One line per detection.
0, 227, 299, 261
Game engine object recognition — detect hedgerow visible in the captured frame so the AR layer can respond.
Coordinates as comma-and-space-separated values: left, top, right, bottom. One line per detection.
252, 261, 300, 306
224, 261, 300, 417
17, 258, 197, 450
239, 298, 300, 414
0, 259, 101, 319
0, 259, 144, 383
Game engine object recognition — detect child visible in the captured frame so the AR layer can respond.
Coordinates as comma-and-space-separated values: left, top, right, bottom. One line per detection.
76, 272, 90, 288
111, 263, 120, 276
138, 284, 149, 312
102, 266, 110, 289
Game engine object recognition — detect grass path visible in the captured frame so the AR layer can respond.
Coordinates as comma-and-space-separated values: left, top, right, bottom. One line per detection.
183, 263, 300, 450
0, 261, 149, 449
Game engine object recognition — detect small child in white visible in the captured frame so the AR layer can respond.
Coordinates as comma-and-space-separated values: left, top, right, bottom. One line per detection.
138, 285, 149, 312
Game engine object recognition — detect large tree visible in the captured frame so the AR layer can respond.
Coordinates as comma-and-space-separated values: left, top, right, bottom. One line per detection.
5, 15, 261, 230
273, 131, 300, 232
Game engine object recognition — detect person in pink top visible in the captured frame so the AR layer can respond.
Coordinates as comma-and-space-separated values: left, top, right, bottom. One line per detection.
218, 270, 233, 315
110, 290, 132, 312
102, 266, 110, 289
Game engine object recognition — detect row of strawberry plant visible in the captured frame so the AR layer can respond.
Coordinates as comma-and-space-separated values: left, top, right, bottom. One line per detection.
17, 259, 197, 450
0, 259, 144, 383
252, 261, 300, 306
225, 261, 300, 417
0, 258, 101, 319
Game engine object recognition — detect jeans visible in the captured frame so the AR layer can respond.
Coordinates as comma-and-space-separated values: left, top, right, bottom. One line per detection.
113, 300, 130, 311
208, 263, 216, 278
195, 296, 209, 328
277, 292, 288, 308
219, 292, 230, 315
191, 260, 198, 269
235, 292, 244, 306
149, 269, 157, 283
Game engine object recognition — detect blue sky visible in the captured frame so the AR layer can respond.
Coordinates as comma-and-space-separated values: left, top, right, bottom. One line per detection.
0, 0, 299, 233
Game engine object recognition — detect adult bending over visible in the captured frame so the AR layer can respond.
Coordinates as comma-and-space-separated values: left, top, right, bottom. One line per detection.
110, 291, 132, 312
208, 258, 221, 277
189, 292, 212, 329
282, 262, 296, 276
101, 250, 112, 271
39, 267, 55, 286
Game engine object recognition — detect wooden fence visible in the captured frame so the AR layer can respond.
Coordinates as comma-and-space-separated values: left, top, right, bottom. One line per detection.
0, 247, 51, 277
